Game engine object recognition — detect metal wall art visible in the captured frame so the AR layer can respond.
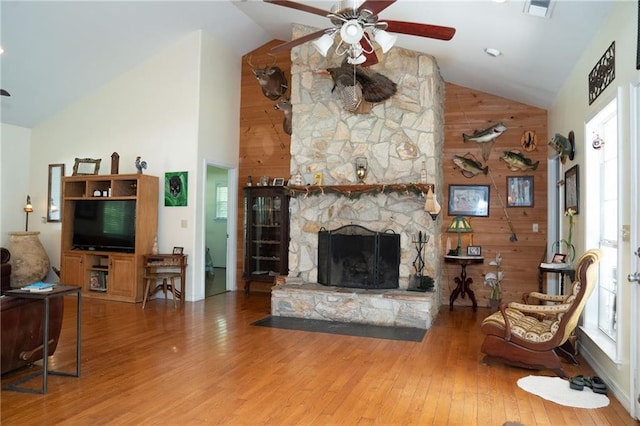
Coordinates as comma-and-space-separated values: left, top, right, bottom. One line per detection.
588, 41, 615, 105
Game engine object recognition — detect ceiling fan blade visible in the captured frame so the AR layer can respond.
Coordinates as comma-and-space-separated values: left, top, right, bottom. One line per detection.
263, 0, 330, 17
358, 0, 397, 16
0, 89, 10, 97
385, 20, 456, 41
270, 29, 329, 53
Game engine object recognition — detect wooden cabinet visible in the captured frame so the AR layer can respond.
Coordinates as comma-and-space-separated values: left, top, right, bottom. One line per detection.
243, 186, 289, 294
60, 174, 158, 302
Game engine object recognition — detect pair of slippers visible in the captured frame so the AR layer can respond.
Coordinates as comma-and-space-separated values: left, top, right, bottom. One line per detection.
569, 374, 607, 394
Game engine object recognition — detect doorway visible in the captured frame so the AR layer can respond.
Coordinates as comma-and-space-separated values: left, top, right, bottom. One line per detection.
205, 164, 230, 297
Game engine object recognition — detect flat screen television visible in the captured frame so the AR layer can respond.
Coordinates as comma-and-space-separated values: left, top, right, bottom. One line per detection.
72, 200, 136, 252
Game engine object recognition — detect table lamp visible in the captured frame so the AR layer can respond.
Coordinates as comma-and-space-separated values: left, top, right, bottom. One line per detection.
447, 216, 473, 255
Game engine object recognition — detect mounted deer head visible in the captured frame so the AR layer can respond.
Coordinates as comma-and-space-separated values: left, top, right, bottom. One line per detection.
247, 54, 288, 101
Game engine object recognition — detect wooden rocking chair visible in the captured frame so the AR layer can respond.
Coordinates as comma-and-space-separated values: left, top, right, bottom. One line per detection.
480, 249, 601, 378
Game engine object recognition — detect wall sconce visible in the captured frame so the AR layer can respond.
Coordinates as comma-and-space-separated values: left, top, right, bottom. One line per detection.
24, 195, 33, 231
424, 186, 441, 220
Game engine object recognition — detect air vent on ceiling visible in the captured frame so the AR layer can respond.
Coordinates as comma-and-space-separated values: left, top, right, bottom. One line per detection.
524, 0, 554, 18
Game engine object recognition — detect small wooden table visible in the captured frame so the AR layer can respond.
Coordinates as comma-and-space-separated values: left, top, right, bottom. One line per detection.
3, 284, 81, 394
445, 255, 484, 311
143, 254, 188, 308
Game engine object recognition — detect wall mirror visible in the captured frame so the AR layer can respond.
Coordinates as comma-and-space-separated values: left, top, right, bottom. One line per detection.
47, 163, 64, 222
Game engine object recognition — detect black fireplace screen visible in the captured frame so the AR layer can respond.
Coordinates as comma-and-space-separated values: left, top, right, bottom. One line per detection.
318, 225, 400, 289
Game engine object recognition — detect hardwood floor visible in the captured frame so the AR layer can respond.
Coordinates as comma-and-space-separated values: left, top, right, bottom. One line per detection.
1, 292, 636, 425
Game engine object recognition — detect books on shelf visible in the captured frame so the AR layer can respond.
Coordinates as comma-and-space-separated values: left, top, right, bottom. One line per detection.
22, 282, 55, 292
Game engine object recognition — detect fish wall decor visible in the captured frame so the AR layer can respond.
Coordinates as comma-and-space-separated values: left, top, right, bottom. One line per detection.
500, 151, 539, 171
462, 122, 507, 143
452, 155, 488, 178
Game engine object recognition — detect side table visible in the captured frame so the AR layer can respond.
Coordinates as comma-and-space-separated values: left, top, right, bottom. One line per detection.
3, 284, 81, 394
143, 254, 188, 308
444, 255, 484, 311
538, 264, 575, 294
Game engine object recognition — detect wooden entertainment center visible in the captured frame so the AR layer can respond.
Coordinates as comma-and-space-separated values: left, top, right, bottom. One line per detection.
60, 174, 158, 303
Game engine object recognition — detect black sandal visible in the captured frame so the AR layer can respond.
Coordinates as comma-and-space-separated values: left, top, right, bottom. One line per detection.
589, 376, 608, 395
569, 375, 587, 391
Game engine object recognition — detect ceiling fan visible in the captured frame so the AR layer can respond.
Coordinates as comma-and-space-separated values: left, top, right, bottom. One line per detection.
0, 89, 10, 97
265, 0, 456, 66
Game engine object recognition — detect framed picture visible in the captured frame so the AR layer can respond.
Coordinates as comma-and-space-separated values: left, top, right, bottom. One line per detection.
165, 171, 188, 207
448, 185, 490, 217
73, 158, 101, 176
507, 176, 534, 207
467, 246, 482, 256
272, 178, 285, 186
172, 246, 184, 255
552, 253, 567, 263
564, 165, 579, 213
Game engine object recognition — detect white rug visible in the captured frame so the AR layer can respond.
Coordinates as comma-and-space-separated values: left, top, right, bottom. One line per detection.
517, 375, 610, 409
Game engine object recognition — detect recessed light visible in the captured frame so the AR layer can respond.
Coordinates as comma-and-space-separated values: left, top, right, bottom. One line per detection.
0, 46, 4, 55
484, 47, 502, 57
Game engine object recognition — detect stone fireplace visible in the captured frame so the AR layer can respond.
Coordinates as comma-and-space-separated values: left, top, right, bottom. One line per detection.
272, 24, 445, 329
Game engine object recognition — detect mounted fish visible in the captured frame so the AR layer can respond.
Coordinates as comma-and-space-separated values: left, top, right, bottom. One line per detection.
274, 97, 292, 135
462, 122, 507, 161
501, 151, 539, 171
452, 155, 488, 178
247, 54, 288, 101
548, 131, 575, 163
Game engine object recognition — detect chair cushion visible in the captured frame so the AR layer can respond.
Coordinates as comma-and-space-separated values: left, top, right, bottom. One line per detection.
482, 307, 560, 343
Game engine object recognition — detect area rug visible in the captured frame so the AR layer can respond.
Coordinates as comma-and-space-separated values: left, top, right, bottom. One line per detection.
517, 375, 609, 408
251, 316, 426, 342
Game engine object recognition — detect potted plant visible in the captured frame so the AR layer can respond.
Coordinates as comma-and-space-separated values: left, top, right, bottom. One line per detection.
552, 208, 577, 263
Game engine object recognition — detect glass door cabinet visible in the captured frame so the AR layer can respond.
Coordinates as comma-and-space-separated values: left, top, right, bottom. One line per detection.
243, 186, 289, 294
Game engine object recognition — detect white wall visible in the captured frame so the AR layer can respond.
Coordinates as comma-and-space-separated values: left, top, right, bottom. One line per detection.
549, 0, 639, 414
3, 30, 241, 300
0, 124, 31, 246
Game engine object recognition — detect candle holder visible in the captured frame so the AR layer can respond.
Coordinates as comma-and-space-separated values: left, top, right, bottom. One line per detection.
355, 157, 368, 184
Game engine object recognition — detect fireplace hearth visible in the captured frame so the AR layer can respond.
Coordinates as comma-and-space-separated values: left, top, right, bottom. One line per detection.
318, 225, 400, 290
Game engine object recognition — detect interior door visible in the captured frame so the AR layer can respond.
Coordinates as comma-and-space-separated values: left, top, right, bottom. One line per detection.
631, 81, 640, 419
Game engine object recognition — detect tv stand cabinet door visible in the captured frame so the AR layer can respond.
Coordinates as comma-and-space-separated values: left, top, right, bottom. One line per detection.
61, 252, 85, 287
108, 255, 136, 299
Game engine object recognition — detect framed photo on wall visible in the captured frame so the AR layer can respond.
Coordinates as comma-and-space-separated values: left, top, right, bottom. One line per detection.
506, 176, 534, 207
564, 165, 579, 213
448, 185, 490, 217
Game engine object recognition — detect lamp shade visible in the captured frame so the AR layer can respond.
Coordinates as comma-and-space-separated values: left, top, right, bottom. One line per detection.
340, 19, 364, 44
374, 29, 397, 53
312, 33, 335, 57
447, 216, 473, 233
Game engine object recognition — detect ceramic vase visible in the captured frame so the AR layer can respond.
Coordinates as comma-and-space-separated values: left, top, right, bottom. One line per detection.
8, 231, 51, 287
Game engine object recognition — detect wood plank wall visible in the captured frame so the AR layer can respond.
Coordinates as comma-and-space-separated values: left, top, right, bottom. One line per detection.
238, 41, 292, 292
443, 83, 548, 307
237, 42, 549, 303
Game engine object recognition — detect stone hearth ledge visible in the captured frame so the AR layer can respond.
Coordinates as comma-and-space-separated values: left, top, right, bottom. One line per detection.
271, 277, 437, 330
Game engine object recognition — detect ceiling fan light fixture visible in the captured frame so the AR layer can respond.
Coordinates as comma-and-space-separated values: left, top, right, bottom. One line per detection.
374, 29, 397, 53
312, 33, 335, 57
340, 19, 364, 44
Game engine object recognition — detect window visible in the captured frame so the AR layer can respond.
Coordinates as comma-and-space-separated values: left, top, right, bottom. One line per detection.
584, 97, 619, 359
215, 184, 228, 220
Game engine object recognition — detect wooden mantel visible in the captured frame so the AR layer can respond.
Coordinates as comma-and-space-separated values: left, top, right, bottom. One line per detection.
284, 183, 435, 199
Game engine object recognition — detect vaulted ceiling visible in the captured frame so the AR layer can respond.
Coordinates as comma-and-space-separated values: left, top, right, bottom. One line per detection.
1, 1, 615, 128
